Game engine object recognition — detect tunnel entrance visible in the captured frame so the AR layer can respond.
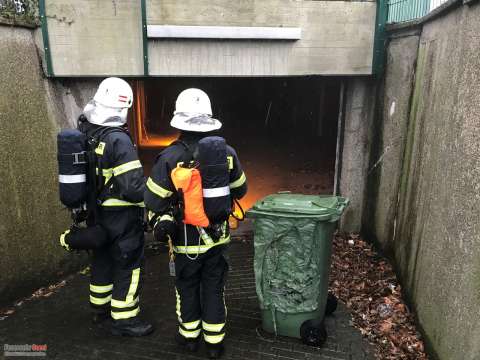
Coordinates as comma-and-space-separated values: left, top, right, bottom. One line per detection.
129, 77, 341, 211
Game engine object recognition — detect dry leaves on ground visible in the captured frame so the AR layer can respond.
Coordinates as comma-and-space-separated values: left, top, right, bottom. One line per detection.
0, 267, 88, 320
329, 233, 428, 360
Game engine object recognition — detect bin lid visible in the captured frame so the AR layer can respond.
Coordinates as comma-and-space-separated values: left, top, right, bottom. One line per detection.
249, 193, 348, 219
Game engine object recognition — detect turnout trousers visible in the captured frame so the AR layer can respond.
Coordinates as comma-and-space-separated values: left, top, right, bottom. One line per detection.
175, 245, 229, 345
89, 207, 145, 321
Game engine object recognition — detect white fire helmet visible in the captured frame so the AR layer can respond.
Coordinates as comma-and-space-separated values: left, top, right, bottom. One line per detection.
170, 88, 222, 132
83, 77, 133, 127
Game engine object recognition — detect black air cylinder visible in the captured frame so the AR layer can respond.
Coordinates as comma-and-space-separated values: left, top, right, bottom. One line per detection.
57, 129, 88, 208
197, 136, 231, 224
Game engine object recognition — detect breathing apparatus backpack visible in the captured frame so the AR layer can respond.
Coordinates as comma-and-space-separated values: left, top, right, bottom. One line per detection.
171, 136, 232, 233
56, 117, 124, 251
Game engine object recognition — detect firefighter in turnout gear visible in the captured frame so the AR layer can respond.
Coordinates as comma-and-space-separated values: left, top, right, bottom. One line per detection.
81, 77, 153, 336
144, 89, 247, 359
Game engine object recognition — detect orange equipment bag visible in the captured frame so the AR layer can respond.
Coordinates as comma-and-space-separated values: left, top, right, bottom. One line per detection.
171, 166, 210, 228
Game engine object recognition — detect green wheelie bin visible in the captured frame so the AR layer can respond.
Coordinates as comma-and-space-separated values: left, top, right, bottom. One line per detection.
247, 193, 349, 346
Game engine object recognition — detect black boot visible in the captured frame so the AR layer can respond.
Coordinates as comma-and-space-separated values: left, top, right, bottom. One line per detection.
111, 317, 154, 337
92, 310, 111, 325
206, 343, 224, 359
175, 333, 200, 352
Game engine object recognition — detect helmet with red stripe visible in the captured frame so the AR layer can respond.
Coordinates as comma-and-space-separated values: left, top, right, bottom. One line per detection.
93, 77, 133, 109
83, 77, 133, 127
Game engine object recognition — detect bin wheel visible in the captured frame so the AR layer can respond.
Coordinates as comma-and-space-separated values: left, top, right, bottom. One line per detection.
300, 319, 327, 347
325, 293, 338, 316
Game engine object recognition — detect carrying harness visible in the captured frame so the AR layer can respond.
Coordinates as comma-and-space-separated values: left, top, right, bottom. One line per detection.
57, 120, 129, 251
169, 139, 233, 260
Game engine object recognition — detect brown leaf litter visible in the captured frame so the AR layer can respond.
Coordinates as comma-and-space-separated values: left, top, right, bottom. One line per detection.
330, 233, 428, 360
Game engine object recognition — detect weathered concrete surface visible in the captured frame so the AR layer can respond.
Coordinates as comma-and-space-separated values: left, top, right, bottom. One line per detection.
0, 25, 93, 306
0, 239, 375, 360
44, 0, 144, 76
363, 29, 421, 254
365, 4, 480, 360
339, 78, 376, 232
42, 0, 377, 76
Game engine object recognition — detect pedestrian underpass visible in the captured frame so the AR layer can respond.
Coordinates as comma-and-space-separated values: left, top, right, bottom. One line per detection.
129, 77, 342, 212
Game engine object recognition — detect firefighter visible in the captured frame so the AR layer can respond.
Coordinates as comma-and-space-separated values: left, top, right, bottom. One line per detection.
80, 77, 153, 336
144, 88, 247, 359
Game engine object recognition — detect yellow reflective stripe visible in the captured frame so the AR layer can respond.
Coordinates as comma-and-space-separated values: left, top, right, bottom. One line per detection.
112, 160, 142, 176
160, 214, 174, 222
202, 236, 214, 245
95, 142, 106, 155
146, 178, 173, 198
176, 288, 183, 323
126, 268, 140, 304
204, 333, 225, 344
96, 168, 113, 185
101, 199, 145, 207
227, 156, 233, 170
60, 230, 70, 251
96, 168, 113, 176
183, 320, 201, 330
230, 172, 246, 189
111, 296, 139, 309
90, 295, 111, 305
111, 307, 140, 320
197, 227, 214, 245
148, 210, 156, 222
155, 214, 174, 228
179, 327, 201, 338
90, 284, 113, 294
174, 236, 230, 255
202, 321, 225, 333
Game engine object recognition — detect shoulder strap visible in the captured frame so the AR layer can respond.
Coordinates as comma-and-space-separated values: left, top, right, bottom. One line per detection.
93, 127, 129, 193
172, 140, 197, 165
154, 140, 197, 167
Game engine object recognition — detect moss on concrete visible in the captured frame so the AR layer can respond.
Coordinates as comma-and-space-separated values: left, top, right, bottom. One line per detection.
366, 4, 480, 360
0, 25, 87, 306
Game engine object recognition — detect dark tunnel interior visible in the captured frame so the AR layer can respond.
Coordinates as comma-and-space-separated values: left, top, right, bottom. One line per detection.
129, 77, 341, 211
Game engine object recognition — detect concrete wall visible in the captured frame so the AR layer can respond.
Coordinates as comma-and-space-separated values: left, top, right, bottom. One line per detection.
43, 0, 377, 76
0, 24, 98, 306
44, 0, 144, 76
147, 0, 376, 76
338, 78, 377, 232
364, 3, 480, 359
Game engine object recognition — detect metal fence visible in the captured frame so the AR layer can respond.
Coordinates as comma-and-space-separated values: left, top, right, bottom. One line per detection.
387, 0, 450, 24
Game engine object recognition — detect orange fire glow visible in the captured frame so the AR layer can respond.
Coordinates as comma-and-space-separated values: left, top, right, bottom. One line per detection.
132, 81, 179, 149
130, 81, 271, 214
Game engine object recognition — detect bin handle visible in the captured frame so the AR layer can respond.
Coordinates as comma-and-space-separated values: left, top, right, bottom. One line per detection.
335, 198, 350, 215
311, 197, 349, 215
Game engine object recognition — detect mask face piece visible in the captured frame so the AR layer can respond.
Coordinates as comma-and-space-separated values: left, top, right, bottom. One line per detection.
83, 101, 128, 127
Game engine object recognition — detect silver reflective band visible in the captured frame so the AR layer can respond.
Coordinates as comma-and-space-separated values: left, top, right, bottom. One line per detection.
203, 186, 230, 198
59, 174, 87, 184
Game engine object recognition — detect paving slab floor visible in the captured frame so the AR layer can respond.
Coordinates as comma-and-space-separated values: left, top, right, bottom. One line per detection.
0, 237, 374, 360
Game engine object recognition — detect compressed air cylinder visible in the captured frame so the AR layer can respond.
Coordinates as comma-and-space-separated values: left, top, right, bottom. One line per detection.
57, 129, 88, 208
197, 136, 231, 224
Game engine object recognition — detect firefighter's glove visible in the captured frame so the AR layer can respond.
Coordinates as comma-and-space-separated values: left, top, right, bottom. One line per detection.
153, 218, 176, 243
59, 229, 71, 252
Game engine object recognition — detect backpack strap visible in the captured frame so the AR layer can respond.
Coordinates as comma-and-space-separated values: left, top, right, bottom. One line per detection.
171, 140, 198, 167
91, 127, 128, 194
82, 126, 129, 225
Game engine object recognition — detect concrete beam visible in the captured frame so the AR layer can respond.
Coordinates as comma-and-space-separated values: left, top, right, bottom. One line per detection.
147, 25, 301, 40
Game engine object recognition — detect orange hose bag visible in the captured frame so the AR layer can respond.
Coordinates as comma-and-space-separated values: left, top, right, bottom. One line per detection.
171, 166, 210, 227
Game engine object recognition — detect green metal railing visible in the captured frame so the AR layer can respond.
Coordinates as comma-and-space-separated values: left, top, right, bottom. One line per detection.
387, 0, 448, 24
